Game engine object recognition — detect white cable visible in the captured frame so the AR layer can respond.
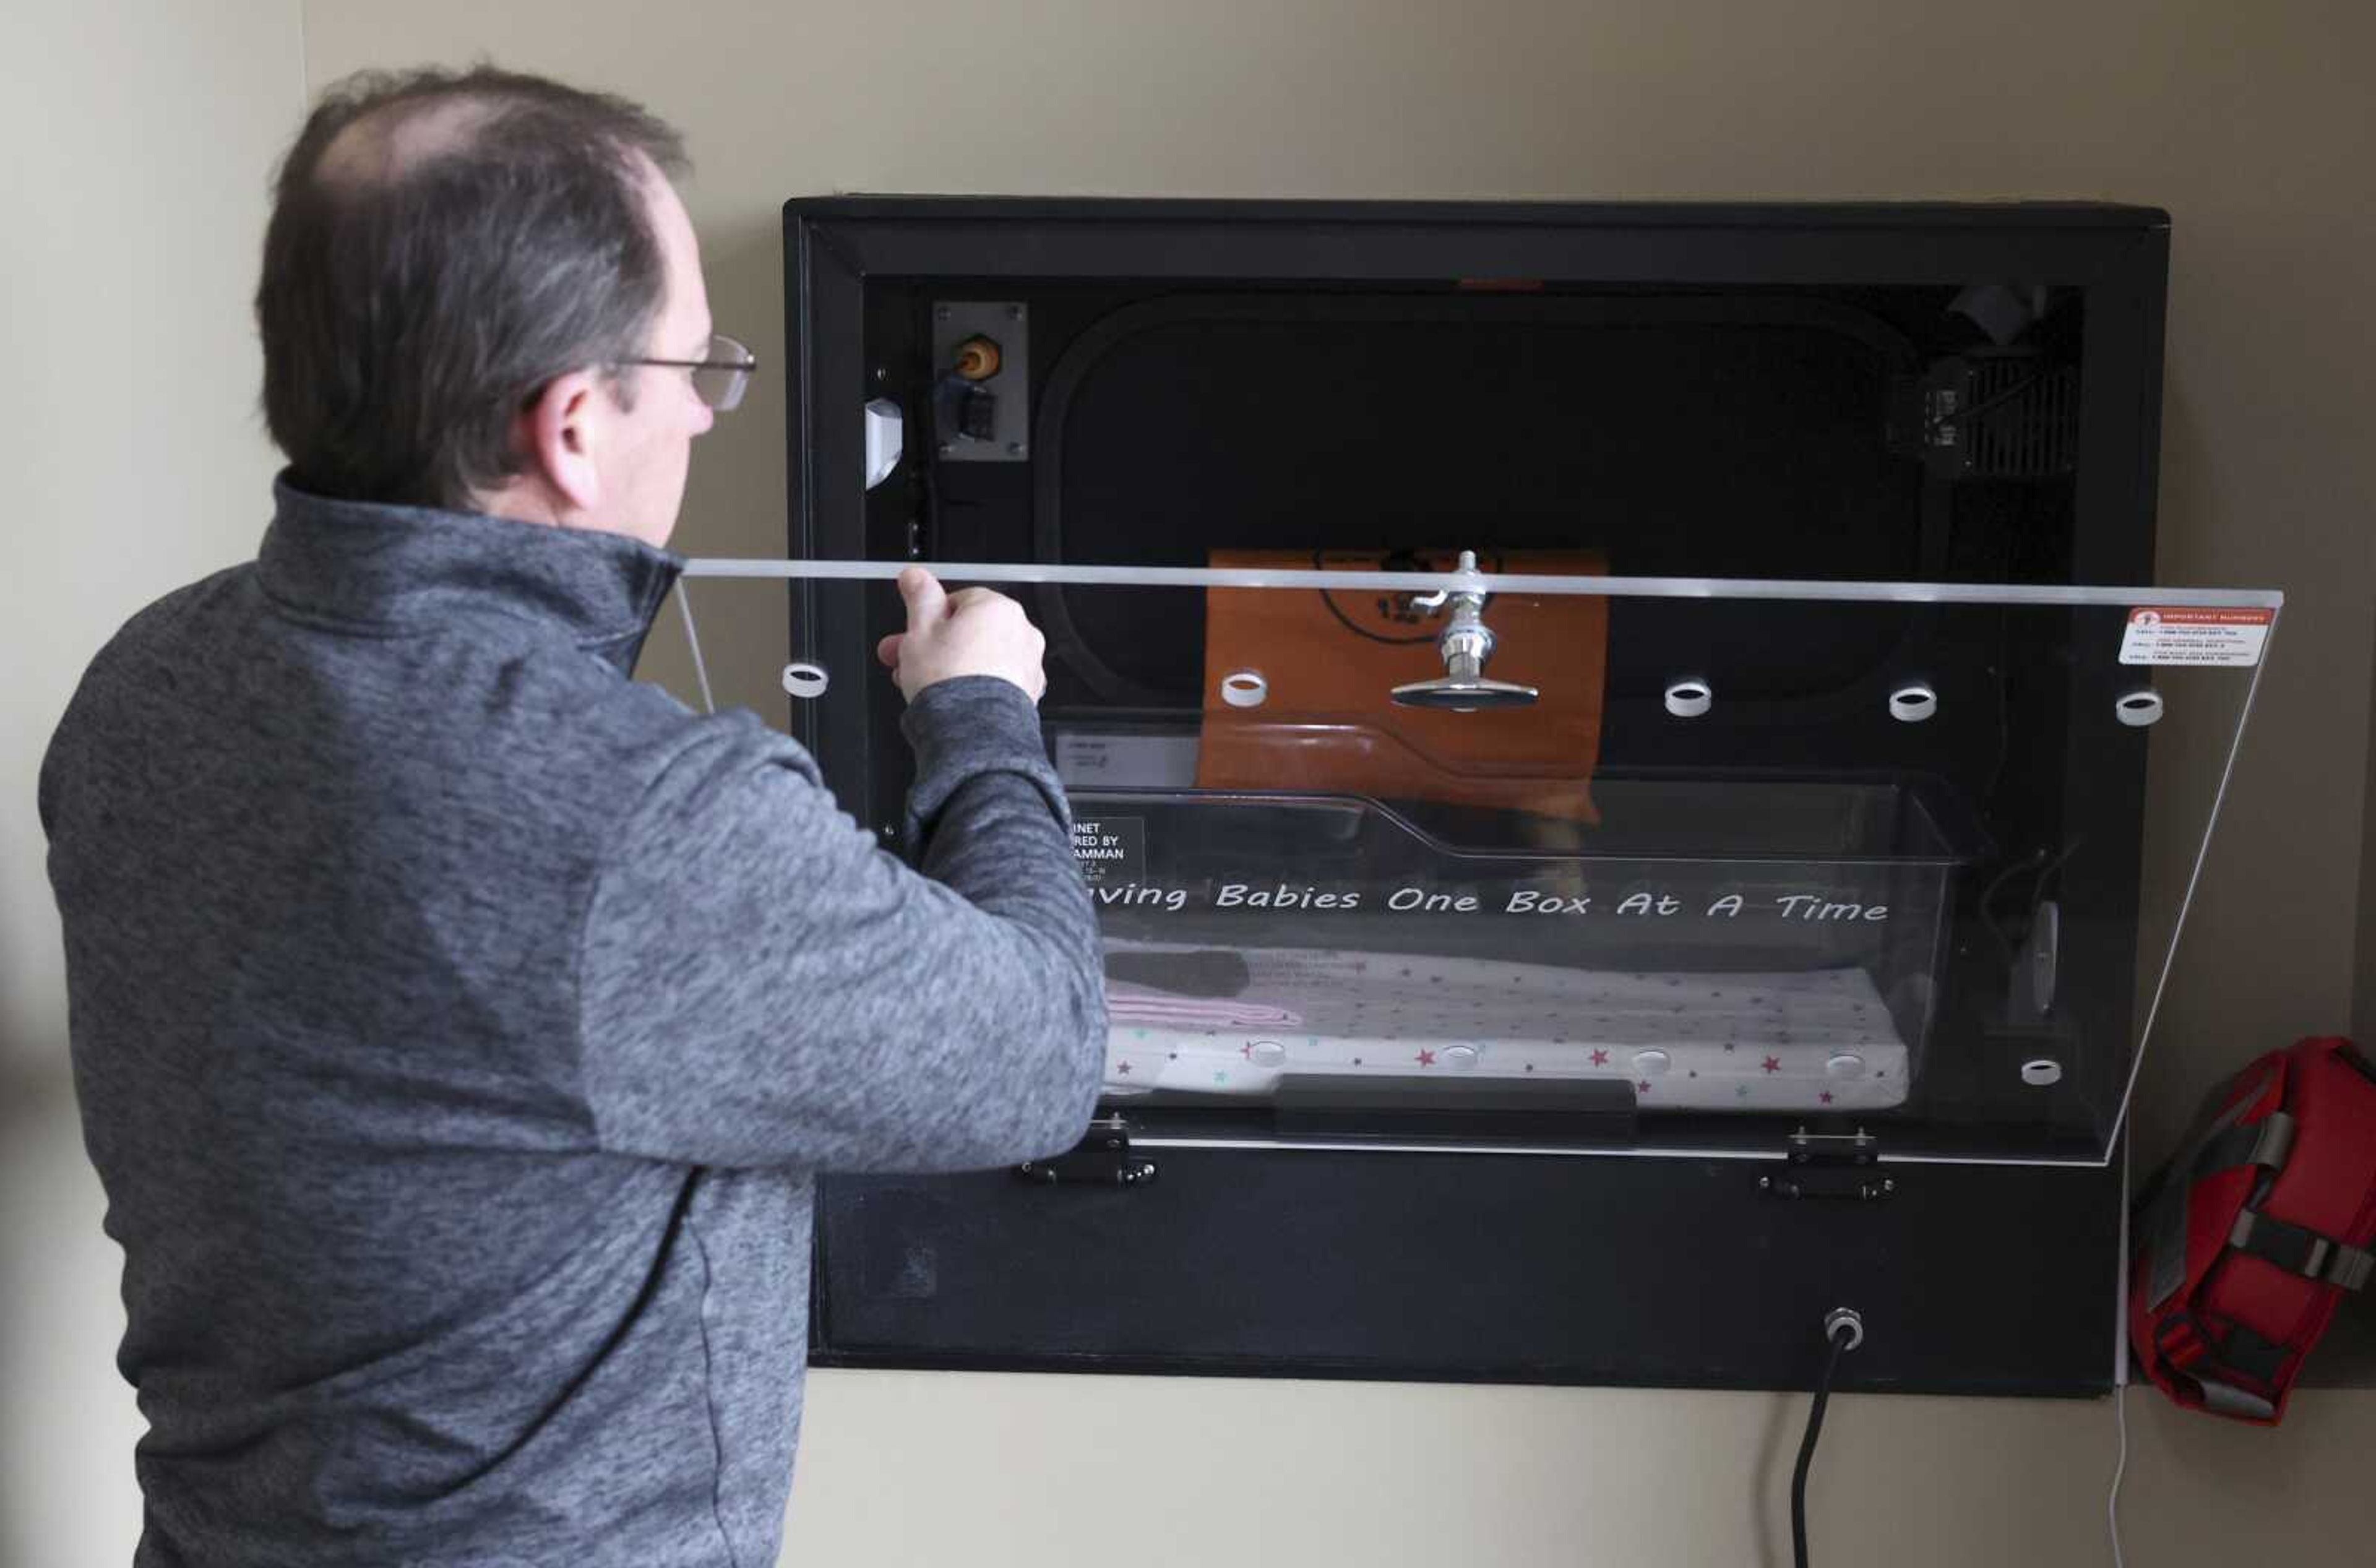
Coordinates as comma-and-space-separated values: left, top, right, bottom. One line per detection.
2110, 1122, 2132, 1567
2109, 1383, 2130, 1568
673, 580, 717, 716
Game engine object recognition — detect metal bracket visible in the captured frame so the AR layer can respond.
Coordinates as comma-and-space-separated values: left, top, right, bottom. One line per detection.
1016, 1115, 1156, 1187
1761, 1127, 1892, 1201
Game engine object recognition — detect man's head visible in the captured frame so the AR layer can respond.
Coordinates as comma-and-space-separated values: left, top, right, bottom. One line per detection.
257, 66, 718, 546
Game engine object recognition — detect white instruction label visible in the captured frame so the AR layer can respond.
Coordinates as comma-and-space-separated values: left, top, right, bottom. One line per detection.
1054, 731, 1200, 788
2119, 607, 2272, 667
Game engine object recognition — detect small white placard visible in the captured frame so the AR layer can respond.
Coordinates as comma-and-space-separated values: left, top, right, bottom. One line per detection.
2119, 606, 2272, 668
1054, 731, 1200, 788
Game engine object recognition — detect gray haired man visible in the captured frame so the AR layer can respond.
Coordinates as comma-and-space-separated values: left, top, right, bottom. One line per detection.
41, 65, 1103, 1567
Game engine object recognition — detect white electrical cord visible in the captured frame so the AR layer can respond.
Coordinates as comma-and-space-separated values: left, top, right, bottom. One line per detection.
673, 580, 717, 716
2109, 1382, 2130, 1568
2110, 1125, 2132, 1568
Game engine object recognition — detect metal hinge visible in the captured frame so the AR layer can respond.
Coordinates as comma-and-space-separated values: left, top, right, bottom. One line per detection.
1016, 1115, 1157, 1187
1760, 1127, 1893, 1201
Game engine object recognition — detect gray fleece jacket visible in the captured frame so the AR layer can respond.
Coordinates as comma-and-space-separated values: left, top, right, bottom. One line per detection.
38, 480, 1106, 1567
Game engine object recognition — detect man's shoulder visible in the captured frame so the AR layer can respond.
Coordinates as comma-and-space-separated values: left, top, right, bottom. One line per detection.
85, 561, 255, 668
40, 562, 256, 832
49, 562, 256, 746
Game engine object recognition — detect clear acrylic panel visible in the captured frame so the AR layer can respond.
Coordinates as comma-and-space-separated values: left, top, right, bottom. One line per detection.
672, 559, 2278, 1167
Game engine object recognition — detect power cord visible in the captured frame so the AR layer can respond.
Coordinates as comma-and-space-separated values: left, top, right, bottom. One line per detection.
1793, 1307, 1863, 1568
2111, 1104, 2132, 1568
2109, 1382, 2130, 1568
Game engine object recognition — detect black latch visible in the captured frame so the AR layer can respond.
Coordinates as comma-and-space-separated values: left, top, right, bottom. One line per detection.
1016, 1115, 1156, 1187
1762, 1127, 1893, 1201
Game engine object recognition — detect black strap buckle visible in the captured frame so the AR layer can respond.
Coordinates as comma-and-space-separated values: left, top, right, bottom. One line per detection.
2229, 1208, 2370, 1288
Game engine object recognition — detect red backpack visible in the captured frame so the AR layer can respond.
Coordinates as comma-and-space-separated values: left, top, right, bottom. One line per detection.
2130, 1036, 2376, 1422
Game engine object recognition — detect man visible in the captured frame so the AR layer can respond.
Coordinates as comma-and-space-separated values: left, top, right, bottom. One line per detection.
39, 66, 1105, 1567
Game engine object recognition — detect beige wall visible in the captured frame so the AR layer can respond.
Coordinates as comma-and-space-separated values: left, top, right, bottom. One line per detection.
0, 2, 300, 1564
2362, 613, 2376, 1046
6, 2, 2372, 1565
0, 0, 298, 1081
785, 1366, 2376, 1566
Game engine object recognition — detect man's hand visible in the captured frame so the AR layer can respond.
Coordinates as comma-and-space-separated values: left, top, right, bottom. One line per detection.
874, 566, 1048, 704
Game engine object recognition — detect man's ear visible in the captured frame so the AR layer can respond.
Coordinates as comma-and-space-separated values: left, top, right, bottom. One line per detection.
513, 369, 611, 516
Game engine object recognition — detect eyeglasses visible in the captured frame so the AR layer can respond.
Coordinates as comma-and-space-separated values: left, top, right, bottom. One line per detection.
617, 334, 757, 412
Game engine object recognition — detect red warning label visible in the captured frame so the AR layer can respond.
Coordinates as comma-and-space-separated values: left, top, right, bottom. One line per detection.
2119, 606, 2273, 667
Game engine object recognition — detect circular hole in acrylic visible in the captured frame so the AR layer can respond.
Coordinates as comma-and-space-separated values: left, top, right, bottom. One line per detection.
1664, 680, 1714, 718
1888, 684, 1939, 723
781, 662, 831, 700
1220, 670, 1269, 709
2116, 690, 2165, 728
2020, 1058, 2065, 1088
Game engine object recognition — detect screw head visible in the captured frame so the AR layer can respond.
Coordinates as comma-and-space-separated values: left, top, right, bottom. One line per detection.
1006, 442, 1025, 456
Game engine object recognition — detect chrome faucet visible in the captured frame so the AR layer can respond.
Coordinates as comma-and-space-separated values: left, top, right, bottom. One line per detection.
1389, 551, 1540, 712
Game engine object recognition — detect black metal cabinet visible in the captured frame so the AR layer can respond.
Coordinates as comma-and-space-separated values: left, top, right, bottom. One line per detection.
783, 199, 2169, 1394
815, 1148, 2120, 1396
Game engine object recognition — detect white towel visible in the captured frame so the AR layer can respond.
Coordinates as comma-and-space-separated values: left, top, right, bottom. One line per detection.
1108, 991, 1304, 1029
1100, 942, 1910, 1113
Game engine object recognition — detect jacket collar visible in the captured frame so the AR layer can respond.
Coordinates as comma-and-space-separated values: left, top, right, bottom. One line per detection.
256, 475, 684, 673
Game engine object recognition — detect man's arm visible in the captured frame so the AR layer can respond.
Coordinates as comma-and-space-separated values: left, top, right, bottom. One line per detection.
575, 578, 1105, 1171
